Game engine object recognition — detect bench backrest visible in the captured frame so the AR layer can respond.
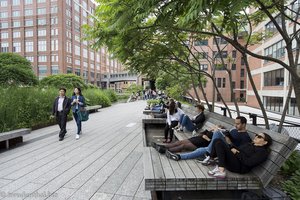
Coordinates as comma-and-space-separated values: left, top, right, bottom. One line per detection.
181, 105, 298, 188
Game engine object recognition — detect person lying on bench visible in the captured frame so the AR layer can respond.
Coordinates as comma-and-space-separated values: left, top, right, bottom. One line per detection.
175, 104, 205, 134
151, 125, 224, 154
207, 132, 272, 178
163, 100, 184, 143
165, 116, 251, 162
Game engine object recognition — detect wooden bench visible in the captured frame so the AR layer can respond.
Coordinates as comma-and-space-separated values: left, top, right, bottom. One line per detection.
86, 105, 102, 113
142, 105, 298, 197
0, 128, 31, 149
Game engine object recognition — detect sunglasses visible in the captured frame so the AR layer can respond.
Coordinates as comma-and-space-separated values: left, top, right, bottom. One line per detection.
255, 134, 265, 139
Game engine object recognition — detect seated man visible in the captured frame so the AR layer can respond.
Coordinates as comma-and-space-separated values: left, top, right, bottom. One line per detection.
176, 104, 205, 133
152, 129, 214, 153
165, 116, 251, 162
207, 132, 272, 178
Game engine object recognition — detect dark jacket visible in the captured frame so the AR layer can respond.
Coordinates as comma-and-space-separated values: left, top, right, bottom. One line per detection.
192, 112, 205, 131
52, 96, 71, 116
71, 95, 85, 112
236, 143, 269, 173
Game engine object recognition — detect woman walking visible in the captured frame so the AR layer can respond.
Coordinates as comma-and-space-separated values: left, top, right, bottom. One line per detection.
71, 87, 85, 140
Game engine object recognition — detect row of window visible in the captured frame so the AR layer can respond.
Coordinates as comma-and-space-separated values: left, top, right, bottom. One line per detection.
1, 40, 58, 52
194, 38, 228, 46
0, 0, 51, 7
1, 29, 58, 39
264, 40, 285, 60
264, 68, 284, 86
263, 96, 299, 116
0, 7, 57, 18
0, 17, 58, 28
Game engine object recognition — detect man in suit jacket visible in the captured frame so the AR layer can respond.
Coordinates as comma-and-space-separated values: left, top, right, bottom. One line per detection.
52, 88, 71, 141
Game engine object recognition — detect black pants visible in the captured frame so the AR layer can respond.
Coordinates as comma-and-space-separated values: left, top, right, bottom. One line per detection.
56, 111, 68, 138
212, 139, 242, 173
164, 121, 178, 141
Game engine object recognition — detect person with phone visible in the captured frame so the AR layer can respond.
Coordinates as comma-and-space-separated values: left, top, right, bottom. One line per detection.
71, 87, 85, 140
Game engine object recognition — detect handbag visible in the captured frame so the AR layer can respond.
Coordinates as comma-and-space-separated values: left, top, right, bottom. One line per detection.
76, 107, 89, 121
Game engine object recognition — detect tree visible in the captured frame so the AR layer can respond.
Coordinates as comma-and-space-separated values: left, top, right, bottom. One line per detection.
40, 74, 87, 89
0, 53, 38, 86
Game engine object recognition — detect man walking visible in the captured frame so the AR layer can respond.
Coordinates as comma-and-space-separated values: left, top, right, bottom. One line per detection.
52, 88, 71, 141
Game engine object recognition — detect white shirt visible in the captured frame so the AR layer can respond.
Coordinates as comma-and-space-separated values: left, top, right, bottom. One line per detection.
57, 96, 65, 112
166, 108, 184, 125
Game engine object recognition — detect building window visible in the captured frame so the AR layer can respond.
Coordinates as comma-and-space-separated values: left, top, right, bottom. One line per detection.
222, 78, 226, 88
90, 52, 95, 61
75, 68, 81, 76
37, 8, 46, 15
66, 20, 71, 28
25, 30, 34, 37
194, 40, 208, 46
231, 64, 236, 70
232, 50, 236, 58
213, 37, 227, 45
12, 10, 20, 17
263, 96, 283, 112
38, 55, 47, 62
25, 41, 34, 52
75, 35, 80, 42
66, 9, 71, 17
1, 32, 8, 39
240, 68, 245, 77
74, 3, 80, 12
26, 56, 34, 62
67, 67, 73, 73
51, 28, 58, 36
37, 18, 47, 25
51, 39, 58, 51
1, 42, 9, 52
265, 15, 282, 34
38, 40, 47, 51
25, 9, 33, 16
240, 80, 244, 89
0, 12, 8, 18
0, 22, 8, 28
75, 59, 81, 66
12, 0, 20, 6
264, 40, 285, 61
13, 21, 21, 27
217, 78, 222, 88
38, 65, 47, 76
75, 45, 81, 56
51, 17, 58, 25
25, 20, 34, 26
38, 29, 46, 36
200, 64, 208, 71
264, 68, 284, 86
288, 98, 299, 116
51, 54, 58, 62
51, 6, 58, 13
25, 0, 33, 5
51, 65, 59, 74
13, 42, 21, 52
0, 0, 7, 7
37, 0, 46, 3
213, 51, 228, 58
13, 32, 22, 39
232, 81, 236, 89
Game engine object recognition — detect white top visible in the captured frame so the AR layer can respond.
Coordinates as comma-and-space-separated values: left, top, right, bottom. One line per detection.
166, 108, 184, 125
57, 96, 65, 112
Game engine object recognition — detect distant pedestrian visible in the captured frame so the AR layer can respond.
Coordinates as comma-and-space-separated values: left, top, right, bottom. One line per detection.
71, 87, 85, 140
52, 88, 71, 141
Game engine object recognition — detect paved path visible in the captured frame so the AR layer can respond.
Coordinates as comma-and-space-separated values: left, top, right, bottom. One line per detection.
0, 101, 151, 200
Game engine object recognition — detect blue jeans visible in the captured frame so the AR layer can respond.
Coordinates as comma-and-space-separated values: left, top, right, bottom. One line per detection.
73, 111, 82, 135
180, 130, 226, 160
181, 115, 195, 132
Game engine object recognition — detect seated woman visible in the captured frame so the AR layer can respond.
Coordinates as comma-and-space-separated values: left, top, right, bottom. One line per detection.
163, 100, 184, 143
207, 132, 272, 179
176, 104, 205, 133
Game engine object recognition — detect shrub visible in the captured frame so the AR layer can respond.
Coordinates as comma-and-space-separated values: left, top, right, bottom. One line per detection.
40, 74, 87, 89
280, 151, 300, 175
103, 89, 118, 102
84, 89, 111, 107
282, 170, 300, 200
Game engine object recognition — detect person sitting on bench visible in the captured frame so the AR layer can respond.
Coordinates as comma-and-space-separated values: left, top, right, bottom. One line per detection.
207, 132, 272, 178
151, 125, 224, 154
165, 116, 251, 162
176, 104, 205, 133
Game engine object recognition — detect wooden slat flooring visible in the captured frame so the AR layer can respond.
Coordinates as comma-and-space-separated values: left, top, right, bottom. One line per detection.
0, 101, 151, 200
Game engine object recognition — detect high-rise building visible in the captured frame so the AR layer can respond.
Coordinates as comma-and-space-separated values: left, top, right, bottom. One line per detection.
190, 37, 247, 103
0, 0, 123, 86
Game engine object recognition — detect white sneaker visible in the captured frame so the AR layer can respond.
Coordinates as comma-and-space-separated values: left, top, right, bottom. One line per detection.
208, 165, 219, 175
76, 134, 80, 140
213, 170, 226, 179
198, 155, 210, 164
192, 130, 197, 136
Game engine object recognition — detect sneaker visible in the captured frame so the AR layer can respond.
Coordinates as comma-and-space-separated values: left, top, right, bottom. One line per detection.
151, 142, 166, 154
192, 130, 197, 136
208, 165, 219, 175
166, 150, 180, 161
76, 134, 80, 140
213, 171, 226, 179
198, 155, 210, 164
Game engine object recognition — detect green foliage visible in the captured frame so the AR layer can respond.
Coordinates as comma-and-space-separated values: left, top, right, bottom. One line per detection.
126, 84, 143, 94
280, 151, 300, 176
147, 99, 160, 106
165, 84, 184, 100
282, 170, 300, 200
40, 74, 87, 89
103, 89, 118, 102
87, 83, 99, 89
84, 89, 111, 107
0, 87, 113, 132
0, 53, 38, 86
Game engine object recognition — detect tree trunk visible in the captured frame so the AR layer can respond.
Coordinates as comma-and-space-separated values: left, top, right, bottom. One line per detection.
243, 54, 270, 129
278, 83, 293, 133
228, 69, 240, 116
292, 76, 300, 115
198, 80, 211, 112
190, 74, 201, 103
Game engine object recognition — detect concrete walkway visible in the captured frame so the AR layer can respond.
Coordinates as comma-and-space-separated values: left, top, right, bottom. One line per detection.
0, 101, 151, 200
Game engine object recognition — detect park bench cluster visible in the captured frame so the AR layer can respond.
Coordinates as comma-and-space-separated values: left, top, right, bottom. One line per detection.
142, 105, 298, 199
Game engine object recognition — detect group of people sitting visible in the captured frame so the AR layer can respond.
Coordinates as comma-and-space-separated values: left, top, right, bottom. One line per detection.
151, 101, 272, 179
